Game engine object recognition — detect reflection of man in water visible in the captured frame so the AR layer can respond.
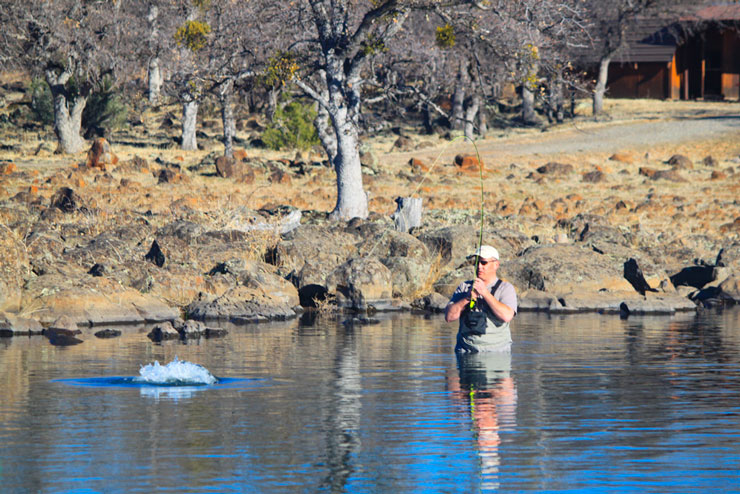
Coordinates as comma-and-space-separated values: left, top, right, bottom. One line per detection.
448, 352, 518, 490
445, 245, 517, 353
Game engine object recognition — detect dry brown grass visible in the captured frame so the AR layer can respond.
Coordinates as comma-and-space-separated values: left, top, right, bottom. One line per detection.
1, 96, 739, 249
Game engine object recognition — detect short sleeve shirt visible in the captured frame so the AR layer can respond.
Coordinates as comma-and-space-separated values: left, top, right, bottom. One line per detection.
449, 278, 518, 315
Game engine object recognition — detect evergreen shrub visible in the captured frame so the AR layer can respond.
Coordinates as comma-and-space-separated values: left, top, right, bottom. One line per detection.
83, 75, 128, 133
29, 78, 54, 126
263, 100, 320, 152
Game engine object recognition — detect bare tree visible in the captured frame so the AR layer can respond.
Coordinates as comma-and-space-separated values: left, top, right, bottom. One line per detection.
160, 0, 215, 151
200, 0, 262, 158
1, 0, 131, 153
269, 0, 420, 220
147, 4, 164, 105
467, 0, 589, 125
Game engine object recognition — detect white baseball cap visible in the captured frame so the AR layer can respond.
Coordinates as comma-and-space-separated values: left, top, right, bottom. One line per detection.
469, 245, 499, 260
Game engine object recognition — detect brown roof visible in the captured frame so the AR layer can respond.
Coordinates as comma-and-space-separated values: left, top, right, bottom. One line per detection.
578, 4, 740, 66
691, 4, 740, 21
610, 18, 681, 63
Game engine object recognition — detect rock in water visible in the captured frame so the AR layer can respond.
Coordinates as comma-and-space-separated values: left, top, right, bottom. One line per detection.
94, 328, 122, 338
45, 328, 84, 346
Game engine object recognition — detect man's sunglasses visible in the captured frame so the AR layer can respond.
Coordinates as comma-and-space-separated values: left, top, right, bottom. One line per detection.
477, 259, 497, 266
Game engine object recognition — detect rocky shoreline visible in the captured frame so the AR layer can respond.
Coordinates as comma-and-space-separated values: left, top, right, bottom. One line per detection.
1, 162, 738, 340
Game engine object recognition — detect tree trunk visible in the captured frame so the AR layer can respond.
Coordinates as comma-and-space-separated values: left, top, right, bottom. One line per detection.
148, 57, 162, 106
302, 64, 367, 220
314, 102, 337, 164
570, 89, 577, 118
266, 88, 279, 122
181, 97, 199, 151
299, 2, 410, 221
593, 57, 611, 116
147, 5, 161, 106
522, 85, 536, 124
464, 94, 479, 140
422, 102, 434, 135
219, 81, 235, 158
220, 95, 235, 158
451, 64, 467, 131
330, 109, 368, 220
477, 101, 488, 137
46, 70, 86, 154
547, 72, 564, 124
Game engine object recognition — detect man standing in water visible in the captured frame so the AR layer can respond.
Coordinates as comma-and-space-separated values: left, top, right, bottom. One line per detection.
445, 245, 517, 352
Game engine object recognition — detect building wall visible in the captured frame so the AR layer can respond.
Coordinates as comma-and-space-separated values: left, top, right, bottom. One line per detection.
675, 25, 740, 100
721, 29, 740, 99
603, 23, 740, 101
607, 62, 670, 99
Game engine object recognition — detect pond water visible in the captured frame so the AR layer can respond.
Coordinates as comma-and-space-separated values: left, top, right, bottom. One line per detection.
1, 309, 740, 493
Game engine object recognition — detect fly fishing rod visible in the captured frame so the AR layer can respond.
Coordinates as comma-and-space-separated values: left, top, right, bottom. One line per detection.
469, 146, 485, 310
363, 134, 486, 291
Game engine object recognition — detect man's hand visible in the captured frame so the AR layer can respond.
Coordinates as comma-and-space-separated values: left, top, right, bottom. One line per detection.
475, 279, 515, 323
471, 277, 487, 298
445, 294, 471, 323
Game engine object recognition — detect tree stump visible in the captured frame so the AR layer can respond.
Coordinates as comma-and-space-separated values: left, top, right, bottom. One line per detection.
392, 197, 422, 233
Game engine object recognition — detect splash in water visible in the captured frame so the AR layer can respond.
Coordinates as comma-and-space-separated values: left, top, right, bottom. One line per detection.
134, 357, 218, 386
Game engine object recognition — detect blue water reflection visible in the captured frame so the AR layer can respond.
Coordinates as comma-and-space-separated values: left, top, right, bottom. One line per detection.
0, 310, 739, 493
53, 376, 262, 401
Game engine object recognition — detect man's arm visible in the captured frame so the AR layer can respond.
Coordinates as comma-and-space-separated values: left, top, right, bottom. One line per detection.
445, 295, 470, 323
472, 278, 515, 323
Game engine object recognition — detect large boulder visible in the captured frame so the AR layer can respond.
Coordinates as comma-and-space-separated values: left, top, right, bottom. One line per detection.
86, 137, 118, 170
505, 243, 635, 294
504, 243, 697, 313
23, 275, 178, 326
274, 224, 359, 276
719, 276, 740, 302
187, 284, 299, 323
147, 321, 180, 341
326, 257, 393, 311
356, 226, 429, 259
712, 242, 740, 302
418, 225, 478, 274
0, 312, 44, 337
348, 226, 434, 300
187, 260, 299, 322
381, 256, 434, 299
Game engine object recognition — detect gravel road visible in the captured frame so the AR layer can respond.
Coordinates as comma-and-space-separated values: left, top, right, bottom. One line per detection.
475, 112, 740, 158
402, 107, 740, 165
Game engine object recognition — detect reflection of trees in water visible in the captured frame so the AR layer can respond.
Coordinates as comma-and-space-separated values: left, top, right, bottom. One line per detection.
450, 353, 518, 491
320, 327, 361, 493
625, 310, 740, 407
517, 310, 740, 471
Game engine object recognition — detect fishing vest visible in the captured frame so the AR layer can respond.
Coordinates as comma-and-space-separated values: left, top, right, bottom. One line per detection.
456, 279, 512, 353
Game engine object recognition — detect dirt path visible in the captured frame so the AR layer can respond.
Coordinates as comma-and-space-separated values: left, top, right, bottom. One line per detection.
487, 114, 740, 157
389, 104, 740, 166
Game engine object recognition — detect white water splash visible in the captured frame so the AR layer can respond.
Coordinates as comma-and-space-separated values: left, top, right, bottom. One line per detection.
135, 357, 217, 385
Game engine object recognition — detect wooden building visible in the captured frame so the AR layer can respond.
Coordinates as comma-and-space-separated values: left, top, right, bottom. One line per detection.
606, 4, 740, 100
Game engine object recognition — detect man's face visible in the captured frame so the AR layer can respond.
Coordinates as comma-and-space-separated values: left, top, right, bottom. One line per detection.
477, 257, 498, 276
